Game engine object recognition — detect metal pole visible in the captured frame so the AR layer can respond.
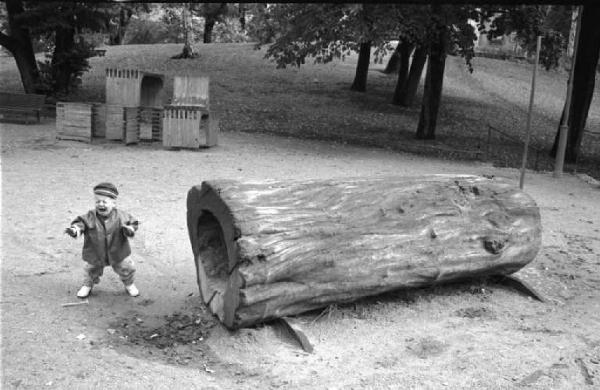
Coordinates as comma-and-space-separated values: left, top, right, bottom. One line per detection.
519, 36, 542, 189
554, 5, 582, 178
486, 126, 491, 161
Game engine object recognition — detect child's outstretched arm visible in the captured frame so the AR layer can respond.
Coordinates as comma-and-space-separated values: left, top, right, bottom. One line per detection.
122, 213, 139, 238
64, 225, 82, 238
65, 216, 87, 238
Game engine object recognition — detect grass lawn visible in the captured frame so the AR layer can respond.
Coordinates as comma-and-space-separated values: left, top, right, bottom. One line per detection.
1, 42, 599, 177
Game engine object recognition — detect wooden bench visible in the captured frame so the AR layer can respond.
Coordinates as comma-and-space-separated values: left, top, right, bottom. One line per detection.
0, 92, 46, 124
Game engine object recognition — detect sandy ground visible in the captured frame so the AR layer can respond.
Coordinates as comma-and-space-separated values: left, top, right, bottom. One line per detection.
1, 120, 600, 390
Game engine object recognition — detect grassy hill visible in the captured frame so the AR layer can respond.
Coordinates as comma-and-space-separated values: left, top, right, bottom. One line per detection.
1, 43, 599, 176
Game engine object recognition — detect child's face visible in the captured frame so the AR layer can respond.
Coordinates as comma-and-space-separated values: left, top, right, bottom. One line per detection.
95, 194, 116, 216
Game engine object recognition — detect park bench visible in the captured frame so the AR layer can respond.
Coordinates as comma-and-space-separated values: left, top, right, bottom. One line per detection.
0, 92, 46, 124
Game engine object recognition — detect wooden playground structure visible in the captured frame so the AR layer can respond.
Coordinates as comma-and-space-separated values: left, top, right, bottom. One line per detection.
56, 68, 219, 149
162, 76, 219, 148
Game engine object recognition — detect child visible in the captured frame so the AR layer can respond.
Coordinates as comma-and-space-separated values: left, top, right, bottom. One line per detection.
65, 182, 140, 298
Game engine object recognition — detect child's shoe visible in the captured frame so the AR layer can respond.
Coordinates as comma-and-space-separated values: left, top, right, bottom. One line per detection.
77, 285, 92, 298
125, 283, 139, 297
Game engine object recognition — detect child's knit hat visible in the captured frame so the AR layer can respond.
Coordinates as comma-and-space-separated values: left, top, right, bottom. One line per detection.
93, 182, 119, 199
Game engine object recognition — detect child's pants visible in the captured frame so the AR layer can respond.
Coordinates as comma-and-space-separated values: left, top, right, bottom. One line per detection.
82, 257, 135, 287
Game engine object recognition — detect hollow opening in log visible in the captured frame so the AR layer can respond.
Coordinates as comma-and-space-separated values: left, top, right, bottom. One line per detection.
196, 210, 229, 316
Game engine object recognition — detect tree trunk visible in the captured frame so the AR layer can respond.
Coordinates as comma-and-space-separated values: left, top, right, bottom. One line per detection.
398, 46, 427, 107
239, 4, 246, 31
383, 43, 401, 74
204, 19, 215, 43
392, 42, 414, 105
172, 4, 197, 59
109, 7, 133, 45
350, 41, 371, 92
551, 4, 600, 163
11, 44, 41, 94
2, 0, 42, 93
187, 175, 541, 329
416, 14, 448, 140
52, 25, 76, 95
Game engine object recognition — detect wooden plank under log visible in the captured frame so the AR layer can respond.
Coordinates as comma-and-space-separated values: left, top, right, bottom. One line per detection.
186, 175, 542, 329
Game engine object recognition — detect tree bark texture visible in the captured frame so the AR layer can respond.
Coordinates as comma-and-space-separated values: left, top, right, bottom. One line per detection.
2, 0, 42, 93
551, 4, 600, 163
416, 12, 448, 140
203, 19, 215, 43
392, 42, 414, 105
187, 175, 541, 329
350, 41, 371, 92
398, 46, 427, 107
383, 43, 401, 74
173, 5, 197, 59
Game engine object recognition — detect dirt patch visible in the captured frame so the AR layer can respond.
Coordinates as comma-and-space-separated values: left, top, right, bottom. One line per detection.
98, 311, 218, 372
455, 306, 497, 320
406, 336, 449, 359
118, 313, 214, 348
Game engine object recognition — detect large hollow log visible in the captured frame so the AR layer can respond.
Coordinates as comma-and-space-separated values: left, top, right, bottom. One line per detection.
186, 175, 541, 329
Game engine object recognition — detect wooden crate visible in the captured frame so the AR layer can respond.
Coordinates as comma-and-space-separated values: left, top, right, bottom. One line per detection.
56, 102, 93, 142
139, 107, 163, 141
105, 104, 125, 140
124, 107, 140, 145
104, 105, 139, 144
162, 106, 218, 148
91, 103, 106, 138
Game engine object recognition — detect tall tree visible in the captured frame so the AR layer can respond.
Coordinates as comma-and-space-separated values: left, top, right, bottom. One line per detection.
484, 5, 567, 71
391, 40, 412, 96
238, 3, 246, 31
172, 3, 197, 59
1, 1, 121, 95
351, 40, 371, 92
109, 6, 133, 45
483, 4, 598, 161
0, 0, 42, 93
551, 4, 600, 163
383, 40, 402, 74
198, 3, 229, 43
262, 4, 403, 92
416, 5, 448, 139
23, 2, 109, 95
391, 4, 478, 109
414, 5, 479, 139
106, 3, 151, 45
395, 46, 427, 106
349, 3, 377, 92
391, 6, 430, 106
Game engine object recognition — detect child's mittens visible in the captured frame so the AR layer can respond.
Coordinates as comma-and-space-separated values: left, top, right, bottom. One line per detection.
122, 225, 135, 237
64, 226, 79, 238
